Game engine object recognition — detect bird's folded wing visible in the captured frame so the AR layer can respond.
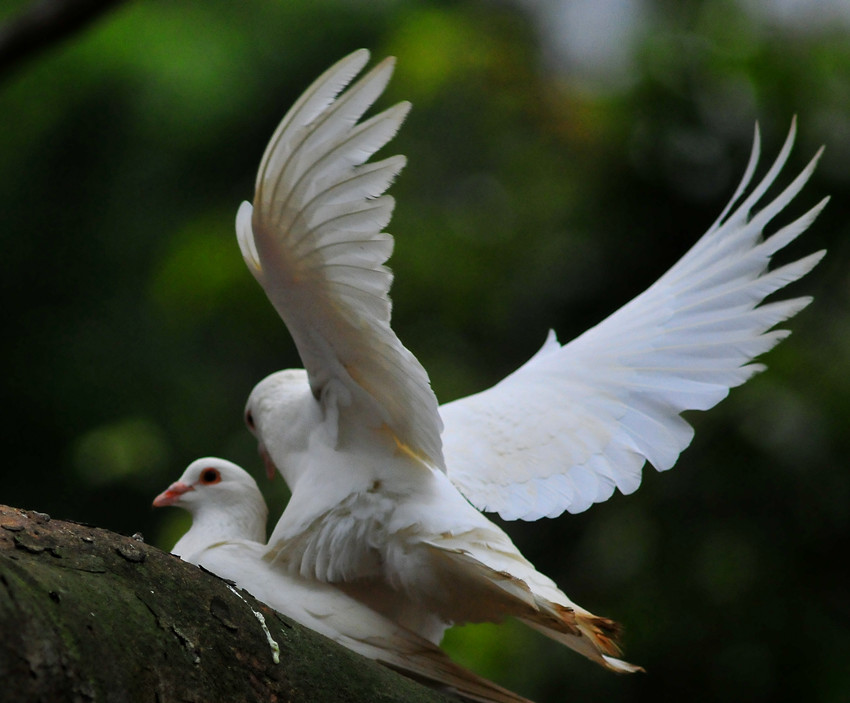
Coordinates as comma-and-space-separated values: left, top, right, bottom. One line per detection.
237, 49, 443, 469
443, 119, 827, 520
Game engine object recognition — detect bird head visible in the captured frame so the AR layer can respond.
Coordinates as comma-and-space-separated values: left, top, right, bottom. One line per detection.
244, 369, 313, 481
153, 458, 263, 513
153, 457, 269, 558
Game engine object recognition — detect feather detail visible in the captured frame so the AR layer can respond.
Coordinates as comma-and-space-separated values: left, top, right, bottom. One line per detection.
241, 49, 444, 471
443, 119, 826, 520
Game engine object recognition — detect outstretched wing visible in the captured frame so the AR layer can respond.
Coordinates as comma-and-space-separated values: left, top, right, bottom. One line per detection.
237, 50, 443, 469
443, 120, 827, 520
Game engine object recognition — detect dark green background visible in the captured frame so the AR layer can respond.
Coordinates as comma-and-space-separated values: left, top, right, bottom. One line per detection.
2, 1, 849, 701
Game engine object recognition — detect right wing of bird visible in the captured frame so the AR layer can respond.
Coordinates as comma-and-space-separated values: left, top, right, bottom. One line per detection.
237, 49, 444, 470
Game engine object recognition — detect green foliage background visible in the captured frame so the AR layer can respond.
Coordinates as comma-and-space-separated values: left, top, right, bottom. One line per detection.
2, 1, 849, 701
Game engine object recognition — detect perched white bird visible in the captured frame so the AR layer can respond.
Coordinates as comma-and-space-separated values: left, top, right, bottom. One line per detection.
236, 50, 825, 670
153, 458, 534, 703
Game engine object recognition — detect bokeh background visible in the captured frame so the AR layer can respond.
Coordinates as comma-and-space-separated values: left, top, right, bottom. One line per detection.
2, 1, 849, 701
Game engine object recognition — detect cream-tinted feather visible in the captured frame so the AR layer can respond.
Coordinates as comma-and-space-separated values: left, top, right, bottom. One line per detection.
237, 50, 443, 471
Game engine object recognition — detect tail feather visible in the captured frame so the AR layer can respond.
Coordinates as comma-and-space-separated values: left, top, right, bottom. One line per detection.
379, 645, 536, 703
416, 544, 545, 625
522, 610, 644, 674
419, 544, 643, 673
581, 615, 624, 657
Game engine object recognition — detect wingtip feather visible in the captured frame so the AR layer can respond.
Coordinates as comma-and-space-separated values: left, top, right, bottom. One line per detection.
236, 200, 262, 276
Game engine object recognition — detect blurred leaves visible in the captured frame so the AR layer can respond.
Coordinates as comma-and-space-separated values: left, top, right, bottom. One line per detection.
2, 1, 850, 702
149, 210, 246, 326
72, 415, 169, 486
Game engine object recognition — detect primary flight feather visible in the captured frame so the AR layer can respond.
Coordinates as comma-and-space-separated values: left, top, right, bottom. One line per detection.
236, 49, 824, 670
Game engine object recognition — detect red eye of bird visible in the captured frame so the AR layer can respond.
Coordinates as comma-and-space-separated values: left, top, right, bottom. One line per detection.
199, 468, 221, 485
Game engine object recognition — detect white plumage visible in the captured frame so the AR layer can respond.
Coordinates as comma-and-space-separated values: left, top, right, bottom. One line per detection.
154, 458, 534, 703
234, 50, 824, 674
442, 126, 825, 519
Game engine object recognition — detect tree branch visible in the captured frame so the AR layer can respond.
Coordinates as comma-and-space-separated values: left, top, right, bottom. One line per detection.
0, 504, 454, 702
0, 0, 126, 81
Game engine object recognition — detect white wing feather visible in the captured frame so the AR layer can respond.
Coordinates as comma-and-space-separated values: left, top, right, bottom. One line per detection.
443, 119, 827, 520
237, 49, 443, 469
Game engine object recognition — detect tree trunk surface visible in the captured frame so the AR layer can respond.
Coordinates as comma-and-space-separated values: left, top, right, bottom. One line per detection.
0, 504, 454, 703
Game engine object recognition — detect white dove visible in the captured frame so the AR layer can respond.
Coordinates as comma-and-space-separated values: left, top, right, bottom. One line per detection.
153, 457, 535, 703
236, 49, 825, 670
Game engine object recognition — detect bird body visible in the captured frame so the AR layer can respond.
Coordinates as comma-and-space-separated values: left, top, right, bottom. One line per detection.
249, 369, 636, 670
232, 49, 824, 676
154, 458, 535, 703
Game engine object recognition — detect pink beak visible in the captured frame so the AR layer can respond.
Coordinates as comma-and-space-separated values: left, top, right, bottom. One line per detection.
152, 481, 193, 507
260, 447, 277, 481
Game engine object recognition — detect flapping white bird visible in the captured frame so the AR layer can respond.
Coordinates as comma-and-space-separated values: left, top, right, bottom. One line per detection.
153, 458, 534, 703
236, 50, 825, 670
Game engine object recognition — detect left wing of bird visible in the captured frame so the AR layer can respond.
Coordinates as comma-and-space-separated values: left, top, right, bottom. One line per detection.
443, 120, 827, 520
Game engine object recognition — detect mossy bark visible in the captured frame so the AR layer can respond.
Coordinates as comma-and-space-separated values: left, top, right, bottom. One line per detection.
0, 504, 453, 703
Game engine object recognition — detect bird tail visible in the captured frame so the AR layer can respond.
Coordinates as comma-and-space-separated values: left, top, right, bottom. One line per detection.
420, 543, 643, 673
520, 606, 644, 673
378, 645, 536, 703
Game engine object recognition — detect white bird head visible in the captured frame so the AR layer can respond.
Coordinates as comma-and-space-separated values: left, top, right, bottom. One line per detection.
153, 457, 260, 510
153, 458, 269, 558
244, 369, 317, 483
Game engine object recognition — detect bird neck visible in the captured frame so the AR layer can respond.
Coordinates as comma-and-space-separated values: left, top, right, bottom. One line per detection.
172, 499, 267, 560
